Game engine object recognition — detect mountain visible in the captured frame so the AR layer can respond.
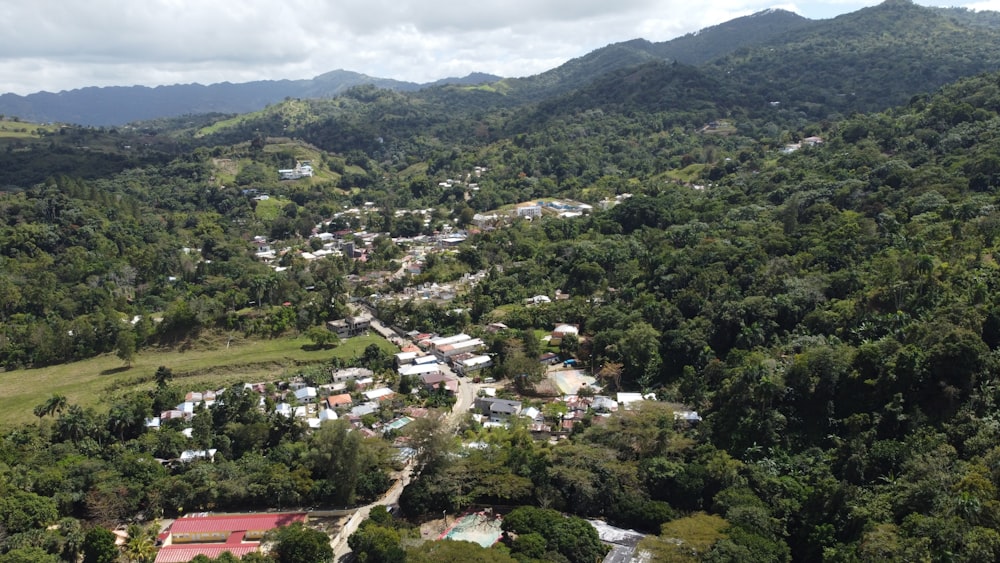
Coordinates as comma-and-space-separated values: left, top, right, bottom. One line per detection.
0, 71, 501, 127
710, 0, 1000, 115
495, 9, 810, 103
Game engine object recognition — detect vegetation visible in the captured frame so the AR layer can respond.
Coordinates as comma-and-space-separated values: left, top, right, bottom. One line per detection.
8, 3, 1000, 561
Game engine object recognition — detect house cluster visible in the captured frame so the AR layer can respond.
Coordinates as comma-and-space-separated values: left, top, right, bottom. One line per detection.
394, 332, 492, 392
277, 161, 313, 180
369, 269, 490, 305
155, 513, 307, 563
144, 364, 429, 450
525, 291, 572, 307
598, 193, 633, 210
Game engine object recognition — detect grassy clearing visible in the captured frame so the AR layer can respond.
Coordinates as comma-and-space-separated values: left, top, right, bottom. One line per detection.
254, 196, 286, 220
0, 333, 395, 428
0, 119, 56, 139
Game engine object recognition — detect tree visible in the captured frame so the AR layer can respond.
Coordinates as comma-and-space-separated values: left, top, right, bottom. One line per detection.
0, 490, 58, 534
115, 329, 136, 367
0, 547, 61, 563
154, 366, 173, 389
348, 520, 405, 563
307, 419, 362, 504
82, 527, 119, 563
268, 522, 332, 563
305, 326, 339, 350
33, 393, 67, 420
122, 524, 157, 563
407, 540, 517, 562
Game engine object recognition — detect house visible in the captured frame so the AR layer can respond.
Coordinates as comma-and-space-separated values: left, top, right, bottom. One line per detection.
434, 338, 485, 361
552, 323, 579, 340
326, 393, 353, 409
674, 410, 703, 423
293, 387, 317, 402
179, 449, 217, 464
591, 396, 619, 413
616, 392, 646, 410
332, 367, 374, 383
423, 333, 471, 351
307, 408, 339, 429
156, 513, 307, 563
395, 351, 420, 366
399, 363, 443, 378
420, 372, 458, 394
326, 315, 372, 338
349, 402, 379, 419
475, 397, 522, 422
453, 354, 493, 375
364, 387, 395, 402
538, 352, 560, 365
517, 205, 542, 218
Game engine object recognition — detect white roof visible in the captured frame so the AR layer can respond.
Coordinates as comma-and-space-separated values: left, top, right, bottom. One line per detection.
616, 393, 645, 405
399, 363, 442, 376
364, 387, 394, 400
179, 449, 216, 463
395, 351, 419, 363
294, 386, 318, 401
459, 354, 492, 367
428, 333, 471, 347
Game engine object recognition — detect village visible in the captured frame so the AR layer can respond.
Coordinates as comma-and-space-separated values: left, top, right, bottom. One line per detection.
144, 302, 701, 562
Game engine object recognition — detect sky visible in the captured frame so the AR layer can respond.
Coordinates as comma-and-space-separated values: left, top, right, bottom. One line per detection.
1, 0, 999, 96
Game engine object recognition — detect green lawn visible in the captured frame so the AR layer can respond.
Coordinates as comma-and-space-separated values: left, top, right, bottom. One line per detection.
0, 333, 396, 428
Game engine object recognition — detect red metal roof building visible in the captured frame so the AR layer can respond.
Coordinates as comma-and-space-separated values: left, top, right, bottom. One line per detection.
155, 546, 260, 563
154, 513, 307, 563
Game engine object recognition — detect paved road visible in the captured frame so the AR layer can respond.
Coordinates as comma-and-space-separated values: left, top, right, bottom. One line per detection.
331, 462, 413, 561
329, 308, 479, 561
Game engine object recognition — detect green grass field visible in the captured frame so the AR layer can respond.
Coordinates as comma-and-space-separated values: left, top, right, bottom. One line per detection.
0, 333, 396, 428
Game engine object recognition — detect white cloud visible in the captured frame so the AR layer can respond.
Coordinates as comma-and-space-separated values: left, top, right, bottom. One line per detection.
0, 0, 991, 95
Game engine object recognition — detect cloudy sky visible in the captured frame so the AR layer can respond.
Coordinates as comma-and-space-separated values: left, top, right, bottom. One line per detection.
0, 0, 998, 95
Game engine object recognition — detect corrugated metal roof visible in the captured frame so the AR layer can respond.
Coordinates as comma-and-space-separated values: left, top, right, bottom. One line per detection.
155, 545, 259, 563
168, 513, 306, 534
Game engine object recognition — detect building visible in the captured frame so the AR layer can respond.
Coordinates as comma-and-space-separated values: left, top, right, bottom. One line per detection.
516, 205, 542, 218
434, 338, 485, 361
326, 315, 372, 338
474, 397, 522, 422
155, 513, 307, 563
332, 367, 374, 383
454, 354, 493, 375
326, 393, 353, 409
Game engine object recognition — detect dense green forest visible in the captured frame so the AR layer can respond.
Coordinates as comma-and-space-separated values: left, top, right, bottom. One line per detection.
8, 2, 1000, 561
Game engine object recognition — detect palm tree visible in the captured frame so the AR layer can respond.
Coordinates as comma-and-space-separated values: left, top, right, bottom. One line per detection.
57, 405, 90, 443
123, 524, 157, 563
35, 394, 67, 420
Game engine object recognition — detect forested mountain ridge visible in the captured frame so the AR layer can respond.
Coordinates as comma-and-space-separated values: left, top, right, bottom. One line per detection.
709, 0, 1000, 115
5, 1, 1000, 130
0, 71, 502, 127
